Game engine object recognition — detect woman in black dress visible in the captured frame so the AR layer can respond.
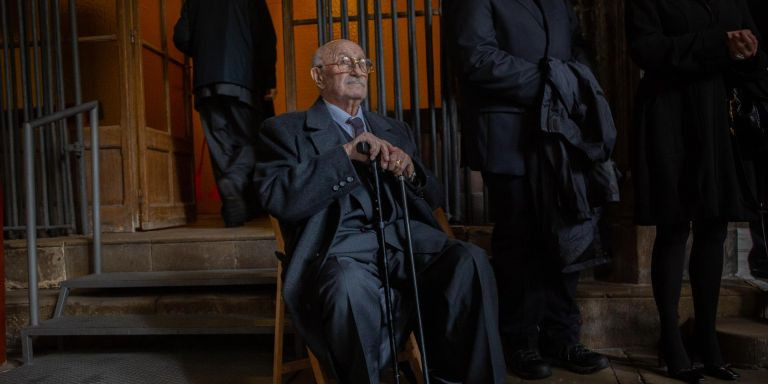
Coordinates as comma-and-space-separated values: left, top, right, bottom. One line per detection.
626, 0, 766, 382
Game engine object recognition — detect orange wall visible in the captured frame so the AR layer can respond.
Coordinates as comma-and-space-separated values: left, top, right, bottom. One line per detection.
195, 0, 441, 214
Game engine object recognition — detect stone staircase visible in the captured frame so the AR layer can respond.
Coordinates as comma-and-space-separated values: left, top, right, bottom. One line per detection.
3, 217, 279, 362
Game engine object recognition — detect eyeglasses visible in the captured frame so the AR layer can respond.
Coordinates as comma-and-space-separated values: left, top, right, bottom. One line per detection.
316, 56, 374, 74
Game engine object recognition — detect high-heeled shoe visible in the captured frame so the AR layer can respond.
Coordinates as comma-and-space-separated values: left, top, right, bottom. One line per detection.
703, 364, 740, 380
667, 367, 704, 384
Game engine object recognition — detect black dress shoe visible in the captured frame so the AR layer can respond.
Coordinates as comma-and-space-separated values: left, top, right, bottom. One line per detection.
218, 177, 247, 227
704, 365, 740, 380
667, 367, 704, 384
508, 348, 552, 380
545, 343, 609, 374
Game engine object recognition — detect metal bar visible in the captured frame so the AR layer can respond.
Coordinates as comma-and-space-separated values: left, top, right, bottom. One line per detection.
18, 0, 34, 235
282, 0, 297, 111
438, 0, 453, 215
2, 0, 19, 227
340, 0, 349, 39
424, 0, 437, 175
390, 0, 403, 121
53, 0, 75, 233
1, 55, 9, 232
354, 0, 367, 50
24, 120, 39, 326
24, 100, 100, 329
90, 106, 101, 273
40, 0, 58, 229
293, 10, 430, 26
356, 0, 368, 110
27, 101, 97, 127
30, 0, 44, 120
449, 98, 461, 221
32, 0, 52, 230
441, 99, 450, 213
69, 0, 87, 234
316, 0, 325, 45
406, 0, 421, 149
5, 224, 80, 230
325, 0, 332, 41
373, 0, 385, 115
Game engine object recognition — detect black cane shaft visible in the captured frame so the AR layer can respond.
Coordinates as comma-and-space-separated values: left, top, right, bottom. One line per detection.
398, 175, 431, 384
370, 160, 401, 384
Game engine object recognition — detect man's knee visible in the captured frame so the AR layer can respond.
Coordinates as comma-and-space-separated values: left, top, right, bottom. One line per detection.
316, 257, 380, 312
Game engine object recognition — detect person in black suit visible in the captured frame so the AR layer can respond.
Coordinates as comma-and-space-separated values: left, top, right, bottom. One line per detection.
627, 0, 765, 381
173, 0, 276, 227
254, 39, 506, 384
447, 0, 611, 379
747, 0, 768, 279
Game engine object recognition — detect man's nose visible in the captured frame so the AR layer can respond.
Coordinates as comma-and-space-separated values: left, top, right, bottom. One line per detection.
350, 63, 365, 76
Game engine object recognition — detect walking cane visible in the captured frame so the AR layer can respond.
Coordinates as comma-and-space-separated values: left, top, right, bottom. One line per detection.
365, 150, 402, 384
397, 175, 431, 384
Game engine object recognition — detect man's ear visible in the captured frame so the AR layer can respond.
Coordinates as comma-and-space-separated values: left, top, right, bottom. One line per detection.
310, 67, 325, 89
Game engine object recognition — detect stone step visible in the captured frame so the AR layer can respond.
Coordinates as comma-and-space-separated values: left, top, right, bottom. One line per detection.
2, 218, 277, 290
7, 279, 764, 352
576, 279, 763, 349
5, 286, 278, 351
717, 317, 768, 368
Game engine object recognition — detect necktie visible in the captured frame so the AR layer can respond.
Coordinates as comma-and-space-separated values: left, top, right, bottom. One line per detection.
347, 116, 366, 137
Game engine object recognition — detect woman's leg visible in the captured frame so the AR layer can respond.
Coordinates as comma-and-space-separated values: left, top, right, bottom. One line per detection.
652, 221, 692, 372
689, 219, 728, 367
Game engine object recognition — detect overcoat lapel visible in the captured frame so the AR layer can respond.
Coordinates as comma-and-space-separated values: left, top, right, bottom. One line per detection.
515, 0, 545, 29
306, 100, 346, 155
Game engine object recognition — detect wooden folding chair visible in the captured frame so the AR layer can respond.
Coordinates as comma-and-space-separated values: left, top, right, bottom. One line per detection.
271, 209, 454, 383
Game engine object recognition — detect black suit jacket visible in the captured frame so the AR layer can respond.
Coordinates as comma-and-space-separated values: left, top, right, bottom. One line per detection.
253, 100, 443, 369
173, 0, 276, 94
448, 0, 588, 175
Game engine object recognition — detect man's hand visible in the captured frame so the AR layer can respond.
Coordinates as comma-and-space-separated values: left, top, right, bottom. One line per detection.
727, 29, 759, 60
343, 132, 392, 164
382, 146, 415, 179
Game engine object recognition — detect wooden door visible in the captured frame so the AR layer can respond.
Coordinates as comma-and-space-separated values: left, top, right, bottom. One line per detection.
69, 0, 138, 232
132, 0, 194, 229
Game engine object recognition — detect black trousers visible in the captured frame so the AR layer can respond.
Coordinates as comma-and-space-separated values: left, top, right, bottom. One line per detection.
197, 95, 267, 196
652, 219, 728, 371
483, 173, 581, 352
311, 240, 506, 384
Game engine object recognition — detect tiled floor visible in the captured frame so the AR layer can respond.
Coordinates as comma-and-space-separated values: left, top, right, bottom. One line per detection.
0, 341, 766, 384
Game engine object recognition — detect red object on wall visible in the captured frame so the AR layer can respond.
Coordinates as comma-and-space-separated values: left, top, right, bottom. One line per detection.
0, 180, 6, 364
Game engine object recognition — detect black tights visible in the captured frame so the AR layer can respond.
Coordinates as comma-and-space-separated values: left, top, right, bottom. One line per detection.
652, 219, 728, 371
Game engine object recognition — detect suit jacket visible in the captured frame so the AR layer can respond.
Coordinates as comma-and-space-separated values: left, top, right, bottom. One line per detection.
253, 100, 443, 370
448, 0, 589, 175
173, 0, 277, 95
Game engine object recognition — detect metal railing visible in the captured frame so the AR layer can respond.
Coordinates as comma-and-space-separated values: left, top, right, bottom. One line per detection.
282, 0, 467, 222
1, 0, 86, 239
24, 100, 100, 326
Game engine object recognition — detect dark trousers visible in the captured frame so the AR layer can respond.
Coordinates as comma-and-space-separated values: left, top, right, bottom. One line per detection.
483, 173, 581, 351
197, 95, 265, 195
311, 240, 506, 384
652, 219, 727, 371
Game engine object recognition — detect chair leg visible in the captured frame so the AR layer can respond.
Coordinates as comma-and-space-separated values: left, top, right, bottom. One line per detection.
308, 348, 330, 384
273, 262, 285, 384
404, 333, 424, 384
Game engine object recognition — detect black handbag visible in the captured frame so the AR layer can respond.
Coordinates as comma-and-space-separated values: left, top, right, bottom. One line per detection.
730, 87, 768, 158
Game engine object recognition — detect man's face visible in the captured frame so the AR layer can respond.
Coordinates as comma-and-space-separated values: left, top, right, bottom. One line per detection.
314, 41, 369, 105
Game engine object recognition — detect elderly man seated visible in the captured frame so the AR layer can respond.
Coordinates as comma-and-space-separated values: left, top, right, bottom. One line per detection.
254, 39, 506, 384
